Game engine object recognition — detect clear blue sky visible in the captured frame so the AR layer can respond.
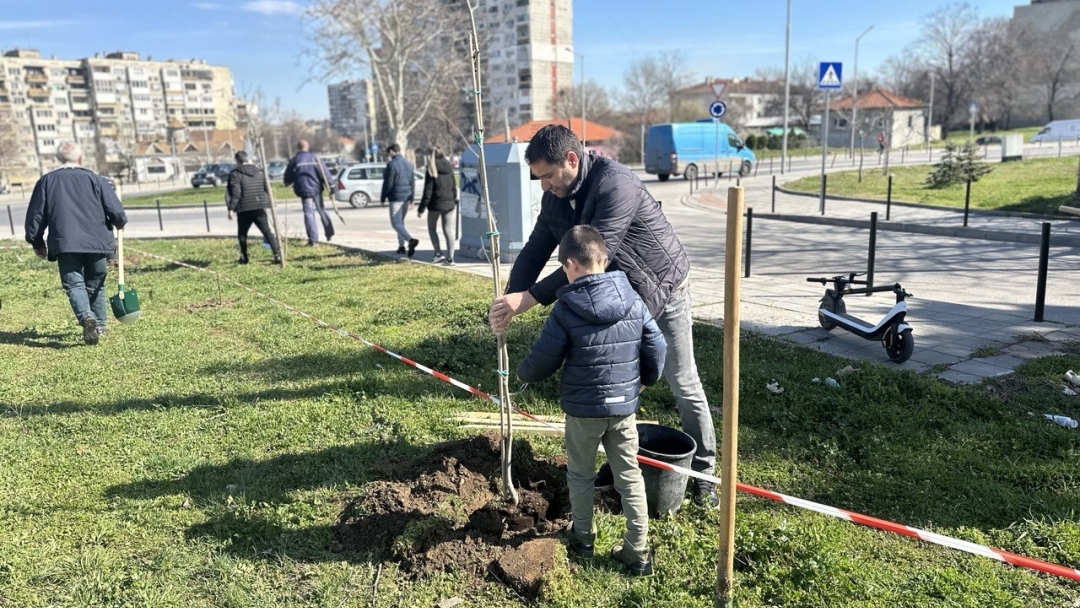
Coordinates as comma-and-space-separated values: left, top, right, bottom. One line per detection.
2, 0, 1024, 120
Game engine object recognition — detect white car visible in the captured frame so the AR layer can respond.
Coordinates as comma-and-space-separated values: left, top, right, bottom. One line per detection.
333, 162, 425, 208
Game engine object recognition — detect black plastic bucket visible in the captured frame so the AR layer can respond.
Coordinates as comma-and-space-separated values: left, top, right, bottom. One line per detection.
594, 423, 697, 518
638, 423, 696, 517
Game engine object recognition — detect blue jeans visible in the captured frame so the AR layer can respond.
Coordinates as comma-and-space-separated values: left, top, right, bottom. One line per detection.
389, 201, 412, 247
655, 281, 716, 476
301, 193, 334, 244
57, 252, 108, 330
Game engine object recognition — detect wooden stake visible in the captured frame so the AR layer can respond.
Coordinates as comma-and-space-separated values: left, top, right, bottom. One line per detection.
716, 186, 744, 607
258, 137, 285, 267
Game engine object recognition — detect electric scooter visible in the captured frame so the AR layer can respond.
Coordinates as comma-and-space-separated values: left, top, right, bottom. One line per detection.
806, 272, 915, 363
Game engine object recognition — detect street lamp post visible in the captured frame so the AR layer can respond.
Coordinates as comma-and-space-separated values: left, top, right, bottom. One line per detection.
565, 46, 585, 147
781, 0, 792, 174
849, 25, 874, 163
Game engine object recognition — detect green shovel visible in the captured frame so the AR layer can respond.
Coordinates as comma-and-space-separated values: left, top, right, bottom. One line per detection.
109, 229, 140, 324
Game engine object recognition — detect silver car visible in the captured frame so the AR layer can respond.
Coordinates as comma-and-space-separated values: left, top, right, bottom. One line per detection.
333, 162, 425, 208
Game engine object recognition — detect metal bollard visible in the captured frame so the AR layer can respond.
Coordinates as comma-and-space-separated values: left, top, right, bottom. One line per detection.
963, 179, 971, 227
744, 207, 753, 278
156, 199, 163, 231
771, 175, 776, 213
867, 212, 877, 294
820, 174, 827, 216
204, 200, 211, 232
770, 155, 774, 174
1035, 222, 1050, 322
886, 175, 893, 221
6, 205, 12, 236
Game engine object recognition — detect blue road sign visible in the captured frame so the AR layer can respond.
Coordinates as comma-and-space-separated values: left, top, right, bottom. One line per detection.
709, 100, 727, 119
818, 62, 843, 90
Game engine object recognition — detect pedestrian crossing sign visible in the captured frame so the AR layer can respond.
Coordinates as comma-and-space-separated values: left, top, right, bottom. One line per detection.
818, 62, 843, 90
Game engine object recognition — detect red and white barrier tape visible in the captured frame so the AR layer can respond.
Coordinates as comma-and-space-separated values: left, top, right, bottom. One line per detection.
132, 247, 1080, 584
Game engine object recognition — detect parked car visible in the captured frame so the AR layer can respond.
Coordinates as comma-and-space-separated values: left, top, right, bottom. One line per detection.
1029, 119, 1080, 143
266, 159, 287, 180
975, 135, 1002, 145
333, 162, 425, 208
191, 163, 235, 188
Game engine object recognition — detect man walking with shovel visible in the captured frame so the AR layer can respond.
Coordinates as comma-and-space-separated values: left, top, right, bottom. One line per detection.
25, 141, 128, 345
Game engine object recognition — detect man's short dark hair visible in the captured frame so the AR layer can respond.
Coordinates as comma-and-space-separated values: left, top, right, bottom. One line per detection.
387, 143, 401, 154
558, 225, 608, 267
234, 150, 249, 164
525, 124, 582, 165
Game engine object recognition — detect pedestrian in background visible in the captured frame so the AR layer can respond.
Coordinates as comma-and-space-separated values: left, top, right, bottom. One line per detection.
284, 139, 334, 246
517, 225, 666, 577
417, 146, 458, 266
381, 143, 418, 258
24, 141, 128, 345
226, 150, 281, 265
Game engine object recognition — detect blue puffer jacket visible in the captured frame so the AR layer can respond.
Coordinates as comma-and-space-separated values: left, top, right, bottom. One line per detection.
517, 270, 667, 418
381, 154, 415, 203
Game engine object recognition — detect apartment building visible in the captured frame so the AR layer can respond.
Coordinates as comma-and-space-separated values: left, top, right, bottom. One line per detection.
479, 0, 573, 126
327, 80, 375, 146
0, 48, 235, 186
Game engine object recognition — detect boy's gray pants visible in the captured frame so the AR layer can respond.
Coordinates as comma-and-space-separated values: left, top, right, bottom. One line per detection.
565, 413, 649, 562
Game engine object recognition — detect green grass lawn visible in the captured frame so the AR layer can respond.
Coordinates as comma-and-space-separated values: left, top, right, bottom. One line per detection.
784, 155, 1080, 215
3, 240, 1080, 606
123, 182, 299, 207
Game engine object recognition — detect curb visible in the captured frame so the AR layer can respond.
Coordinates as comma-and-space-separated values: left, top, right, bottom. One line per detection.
773, 185, 1066, 221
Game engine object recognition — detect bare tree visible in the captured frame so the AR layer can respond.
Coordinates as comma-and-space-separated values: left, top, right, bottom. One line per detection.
307, 0, 470, 154
913, 2, 979, 134
656, 50, 693, 122
552, 80, 613, 126
962, 18, 1025, 130
783, 58, 826, 134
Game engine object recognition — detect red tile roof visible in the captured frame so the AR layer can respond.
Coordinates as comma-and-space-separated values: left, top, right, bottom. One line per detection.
829, 88, 926, 111
485, 118, 623, 144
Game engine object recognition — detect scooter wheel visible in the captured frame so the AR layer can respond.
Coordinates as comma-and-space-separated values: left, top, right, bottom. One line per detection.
818, 296, 845, 330
884, 327, 914, 363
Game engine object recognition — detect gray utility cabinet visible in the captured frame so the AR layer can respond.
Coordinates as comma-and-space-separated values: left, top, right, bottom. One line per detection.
458, 143, 543, 263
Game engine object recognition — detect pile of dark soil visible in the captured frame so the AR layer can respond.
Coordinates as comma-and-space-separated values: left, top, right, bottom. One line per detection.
333, 434, 572, 597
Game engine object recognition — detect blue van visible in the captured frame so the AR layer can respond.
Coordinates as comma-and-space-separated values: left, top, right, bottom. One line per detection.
644, 119, 755, 181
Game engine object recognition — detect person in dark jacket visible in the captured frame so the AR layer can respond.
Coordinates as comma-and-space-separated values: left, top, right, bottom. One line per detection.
417, 146, 458, 265
24, 141, 128, 345
518, 225, 666, 577
227, 151, 281, 265
381, 143, 418, 258
490, 124, 719, 508
283, 139, 334, 246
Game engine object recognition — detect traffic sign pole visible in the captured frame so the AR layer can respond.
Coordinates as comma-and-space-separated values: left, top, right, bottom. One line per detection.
821, 90, 830, 214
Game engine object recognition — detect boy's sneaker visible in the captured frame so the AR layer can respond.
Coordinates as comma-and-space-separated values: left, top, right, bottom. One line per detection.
407, 238, 420, 259
693, 479, 720, 509
432, 253, 446, 264
81, 316, 99, 346
443, 259, 456, 267
611, 545, 654, 577
396, 246, 406, 255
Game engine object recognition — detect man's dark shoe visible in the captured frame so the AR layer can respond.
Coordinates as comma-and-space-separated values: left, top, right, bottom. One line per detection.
272, 255, 282, 264
237, 255, 249, 265
396, 246, 406, 255
565, 528, 594, 559
81, 316, 99, 346
693, 479, 720, 509
407, 238, 420, 259
611, 545, 654, 577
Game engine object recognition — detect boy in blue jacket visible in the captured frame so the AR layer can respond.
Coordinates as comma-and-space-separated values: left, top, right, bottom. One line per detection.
517, 225, 667, 577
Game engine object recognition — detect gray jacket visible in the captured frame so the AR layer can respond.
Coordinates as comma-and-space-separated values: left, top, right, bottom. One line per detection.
25, 165, 127, 261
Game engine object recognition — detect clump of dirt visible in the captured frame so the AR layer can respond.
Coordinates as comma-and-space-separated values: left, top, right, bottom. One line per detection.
179, 298, 238, 312
333, 434, 571, 598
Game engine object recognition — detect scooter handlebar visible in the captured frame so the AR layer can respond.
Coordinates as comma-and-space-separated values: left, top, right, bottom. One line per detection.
806, 277, 827, 284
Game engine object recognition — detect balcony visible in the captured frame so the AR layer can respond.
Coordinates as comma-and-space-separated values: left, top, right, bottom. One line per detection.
27, 87, 49, 97
25, 73, 47, 84
66, 75, 85, 85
